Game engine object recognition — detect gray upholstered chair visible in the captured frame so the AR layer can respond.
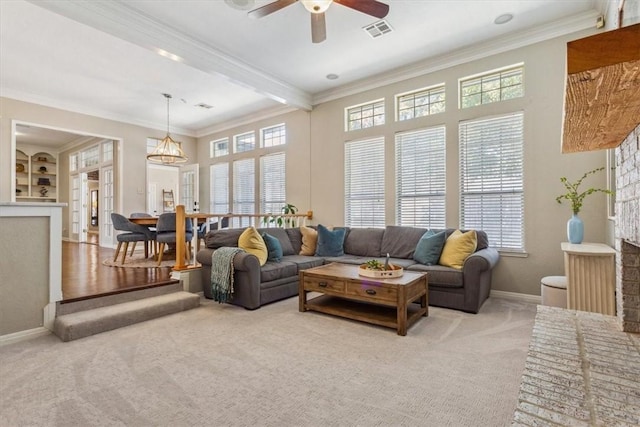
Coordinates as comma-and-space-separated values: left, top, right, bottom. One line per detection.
156, 212, 194, 266
111, 213, 156, 264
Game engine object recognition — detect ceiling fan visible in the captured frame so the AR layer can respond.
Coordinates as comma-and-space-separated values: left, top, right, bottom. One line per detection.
248, 0, 390, 43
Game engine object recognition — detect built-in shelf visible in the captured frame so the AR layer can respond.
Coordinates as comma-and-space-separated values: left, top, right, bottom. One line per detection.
15, 148, 58, 202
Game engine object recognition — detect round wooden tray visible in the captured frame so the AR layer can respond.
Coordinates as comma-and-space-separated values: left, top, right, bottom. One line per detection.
358, 264, 404, 278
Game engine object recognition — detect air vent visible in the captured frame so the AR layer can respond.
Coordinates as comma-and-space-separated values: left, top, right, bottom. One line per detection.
195, 103, 214, 109
363, 20, 393, 39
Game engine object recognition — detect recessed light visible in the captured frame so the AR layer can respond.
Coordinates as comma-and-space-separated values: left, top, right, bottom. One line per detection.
494, 13, 513, 25
326, 73, 339, 80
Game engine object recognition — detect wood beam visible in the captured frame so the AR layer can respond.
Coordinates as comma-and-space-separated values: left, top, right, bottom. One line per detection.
562, 23, 640, 153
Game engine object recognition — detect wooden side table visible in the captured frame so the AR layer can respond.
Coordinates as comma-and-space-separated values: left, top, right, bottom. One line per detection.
561, 242, 616, 315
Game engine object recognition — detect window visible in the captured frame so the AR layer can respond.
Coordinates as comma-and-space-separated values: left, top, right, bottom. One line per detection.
210, 163, 229, 214
81, 146, 99, 169
69, 154, 78, 172
459, 112, 524, 251
395, 126, 446, 228
345, 137, 385, 227
233, 158, 255, 227
460, 65, 523, 109
210, 138, 229, 157
260, 152, 286, 214
261, 124, 286, 147
397, 85, 445, 121
102, 140, 113, 163
234, 132, 255, 153
346, 99, 385, 131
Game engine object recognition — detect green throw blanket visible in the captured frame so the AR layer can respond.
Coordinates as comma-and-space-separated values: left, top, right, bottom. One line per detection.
211, 247, 245, 303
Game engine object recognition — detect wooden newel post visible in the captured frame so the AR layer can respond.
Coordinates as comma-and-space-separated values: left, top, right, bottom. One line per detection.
174, 205, 186, 270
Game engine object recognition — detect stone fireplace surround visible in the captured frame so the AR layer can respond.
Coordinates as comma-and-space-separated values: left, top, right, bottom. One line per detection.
615, 124, 640, 333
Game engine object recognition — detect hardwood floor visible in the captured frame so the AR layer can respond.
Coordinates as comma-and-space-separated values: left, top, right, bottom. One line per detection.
62, 240, 175, 302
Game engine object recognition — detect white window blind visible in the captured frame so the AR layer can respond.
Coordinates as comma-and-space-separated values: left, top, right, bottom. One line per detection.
210, 163, 229, 213
233, 159, 254, 227
260, 152, 286, 214
395, 126, 446, 228
345, 137, 385, 227
459, 112, 524, 251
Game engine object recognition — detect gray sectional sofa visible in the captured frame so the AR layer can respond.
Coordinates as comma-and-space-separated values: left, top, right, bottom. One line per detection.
195, 225, 499, 313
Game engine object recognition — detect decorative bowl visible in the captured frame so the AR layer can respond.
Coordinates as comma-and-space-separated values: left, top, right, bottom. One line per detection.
358, 263, 404, 278
16, 163, 24, 172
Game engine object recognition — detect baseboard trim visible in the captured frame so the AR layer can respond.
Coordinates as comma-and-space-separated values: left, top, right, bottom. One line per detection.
491, 290, 541, 304
0, 327, 51, 346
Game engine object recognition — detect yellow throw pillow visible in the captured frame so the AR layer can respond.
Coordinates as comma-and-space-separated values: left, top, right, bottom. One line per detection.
299, 225, 318, 256
238, 226, 268, 266
439, 230, 478, 269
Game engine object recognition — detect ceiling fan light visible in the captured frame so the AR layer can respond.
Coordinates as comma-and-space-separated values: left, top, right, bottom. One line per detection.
300, 0, 332, 14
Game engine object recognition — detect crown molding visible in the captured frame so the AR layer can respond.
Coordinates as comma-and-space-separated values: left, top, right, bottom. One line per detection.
2, 90, 195, 137
312, 10, 601, 105
28, 0, 313, 111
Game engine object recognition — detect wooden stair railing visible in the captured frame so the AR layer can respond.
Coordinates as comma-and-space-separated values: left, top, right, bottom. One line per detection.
173, 206, 313, 271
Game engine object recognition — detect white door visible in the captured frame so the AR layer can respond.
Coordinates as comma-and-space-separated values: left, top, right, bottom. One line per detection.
101, 166, 114, 247
70, 174, 80, 242
180, 164, 199, 212
78, 173, 88, 243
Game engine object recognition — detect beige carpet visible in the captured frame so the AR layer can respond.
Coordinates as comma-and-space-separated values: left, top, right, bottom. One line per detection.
0, 296, 536, 426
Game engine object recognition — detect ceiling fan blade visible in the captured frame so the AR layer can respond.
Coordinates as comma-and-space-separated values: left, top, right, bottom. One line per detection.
248, 0, 297, 19
311, 12, 326, 43
335, 0, 389, 19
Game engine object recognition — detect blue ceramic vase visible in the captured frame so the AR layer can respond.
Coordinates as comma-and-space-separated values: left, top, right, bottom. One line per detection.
567, 214, 584, 244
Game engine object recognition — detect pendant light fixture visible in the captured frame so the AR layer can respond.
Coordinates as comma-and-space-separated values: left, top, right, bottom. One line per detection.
146, 93, 188, 164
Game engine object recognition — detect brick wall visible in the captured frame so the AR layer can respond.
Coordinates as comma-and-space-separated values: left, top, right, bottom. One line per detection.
615, 124, 640, 333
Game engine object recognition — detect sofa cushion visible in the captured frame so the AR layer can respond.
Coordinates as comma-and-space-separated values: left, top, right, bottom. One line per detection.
380, 225, 429, 258
439, 230, 478, 269
238, 227, 268, 266
315, 224, 346, 257
406, 264, 464, 288
259, 261, 298, 283
261, 232, 283, 263
285, 228, 303, 254
258, 227, 295, 256
205, 228, 244, 249
414, 230, 446, 265
299, 225, 318, 256
344, 228, 384, 257
281, 255, 324, 271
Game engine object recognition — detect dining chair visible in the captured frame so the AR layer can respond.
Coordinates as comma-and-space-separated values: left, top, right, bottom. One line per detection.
111, 213, 156, 264
156, 212, 194, 266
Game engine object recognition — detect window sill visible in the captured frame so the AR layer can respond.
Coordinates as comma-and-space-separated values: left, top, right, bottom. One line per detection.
498, 250, 529, 258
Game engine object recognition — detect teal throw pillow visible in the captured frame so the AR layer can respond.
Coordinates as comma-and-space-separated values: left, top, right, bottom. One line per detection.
261, 232, 283, 262
315, 224, 346, 257
413, 230, 446, 265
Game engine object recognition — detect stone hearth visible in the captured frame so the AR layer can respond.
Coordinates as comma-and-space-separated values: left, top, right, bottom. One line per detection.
615, 124, 640, 333
513, 306, 640, 426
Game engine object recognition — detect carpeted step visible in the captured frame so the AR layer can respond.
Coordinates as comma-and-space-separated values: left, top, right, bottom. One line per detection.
53, 292, 200, 342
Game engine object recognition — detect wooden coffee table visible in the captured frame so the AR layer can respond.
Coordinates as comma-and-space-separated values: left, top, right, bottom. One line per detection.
299, 263, 428, 336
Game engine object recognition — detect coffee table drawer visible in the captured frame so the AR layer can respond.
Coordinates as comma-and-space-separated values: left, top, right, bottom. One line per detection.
304, 277, 345, 293
345, 281, 397, 303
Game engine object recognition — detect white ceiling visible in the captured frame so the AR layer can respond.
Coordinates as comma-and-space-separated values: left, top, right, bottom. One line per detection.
1, 0, 606, 143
